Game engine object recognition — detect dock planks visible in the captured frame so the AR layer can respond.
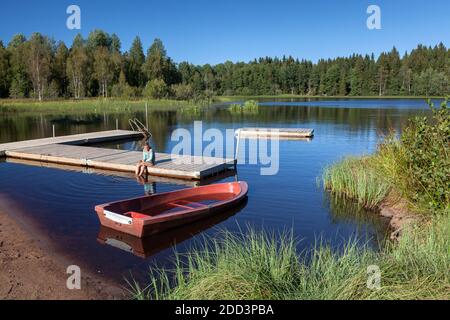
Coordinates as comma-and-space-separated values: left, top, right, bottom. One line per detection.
1, 130, 235, 180
0, 130, 143, 156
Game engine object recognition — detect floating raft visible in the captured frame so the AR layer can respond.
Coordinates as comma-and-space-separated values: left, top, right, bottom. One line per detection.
0, 130, 236, 180
237, 128, 314, 138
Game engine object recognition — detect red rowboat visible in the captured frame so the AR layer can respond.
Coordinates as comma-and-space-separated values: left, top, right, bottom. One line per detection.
94, 181, 248, 238
97, 198, 247, 258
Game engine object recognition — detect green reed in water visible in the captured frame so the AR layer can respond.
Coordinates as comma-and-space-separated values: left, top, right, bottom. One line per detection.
323, 99, 449, 215
0, 98, 206, 114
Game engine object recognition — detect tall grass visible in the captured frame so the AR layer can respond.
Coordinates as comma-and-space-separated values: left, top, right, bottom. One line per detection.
228, 100, 259, 114
0, 98, 205, 114
322, 156, 391, 209
323, 99, 449, 214
130, 216, 449, 300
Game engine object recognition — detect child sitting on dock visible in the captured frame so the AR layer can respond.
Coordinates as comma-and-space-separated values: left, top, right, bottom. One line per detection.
135, 142, 155, 176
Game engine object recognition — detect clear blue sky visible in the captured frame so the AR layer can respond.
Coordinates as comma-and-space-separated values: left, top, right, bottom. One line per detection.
0, 0, 449, 65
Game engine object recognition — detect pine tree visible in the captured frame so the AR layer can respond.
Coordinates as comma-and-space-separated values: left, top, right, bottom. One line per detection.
126, 36, 145, 87
0, 41, 10, 97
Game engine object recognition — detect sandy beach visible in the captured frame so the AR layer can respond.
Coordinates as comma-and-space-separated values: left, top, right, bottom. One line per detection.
0, 195, 125, 300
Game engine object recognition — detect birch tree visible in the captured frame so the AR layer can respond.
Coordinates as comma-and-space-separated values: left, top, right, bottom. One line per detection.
25, 33, 52, 101
66, 46, 88, 99
93, 47, 113, 98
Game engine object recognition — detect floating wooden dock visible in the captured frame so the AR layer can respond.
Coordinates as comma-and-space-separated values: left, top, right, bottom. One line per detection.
0, 130, 142, 156
237, 127, 314, 138
0, 130, 236, 180
6, 158, 236, 187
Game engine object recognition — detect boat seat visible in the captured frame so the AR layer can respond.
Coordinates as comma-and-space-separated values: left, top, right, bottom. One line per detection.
168, 200, 208, 210
176, 200, 208, 208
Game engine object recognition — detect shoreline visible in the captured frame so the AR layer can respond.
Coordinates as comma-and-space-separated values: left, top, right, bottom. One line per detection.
0, 194, 125, 300
378, 197, 420, 240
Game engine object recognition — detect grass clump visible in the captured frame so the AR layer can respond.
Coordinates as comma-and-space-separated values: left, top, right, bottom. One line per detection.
322, 157, 391, 209
0, 98, 206, 114
130, 216, 449, 300
228, 100, 259, 114
323, 99, 449, 215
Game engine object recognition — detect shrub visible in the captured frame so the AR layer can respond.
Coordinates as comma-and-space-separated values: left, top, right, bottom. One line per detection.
324, 99, 449, 215
143, 79, 169, 99
400, 99, 449, 213
171, 83, 194, 100
111, 83, 139, 99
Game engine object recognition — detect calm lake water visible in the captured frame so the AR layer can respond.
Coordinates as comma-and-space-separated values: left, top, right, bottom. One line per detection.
0, 98, 432, 283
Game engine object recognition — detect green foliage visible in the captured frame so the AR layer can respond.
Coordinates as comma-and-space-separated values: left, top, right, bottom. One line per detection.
143, 79, 169, 99
0, 30, 448, 100
24, 33, 53, 101
171, 83, 194, 100
126, 36, 145, 87
400, 99, 450, 213
0, 98, 203, 114
322, 157, 392, 209
111, 71, 139, 98
93, 46, 114, 97
228, 100, 259, 114
323, 99, 449, 215
131, 216, 450, 300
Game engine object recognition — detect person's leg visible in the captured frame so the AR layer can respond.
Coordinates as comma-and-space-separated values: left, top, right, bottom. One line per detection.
135, 163, 140, 175
139, 164, 146, 176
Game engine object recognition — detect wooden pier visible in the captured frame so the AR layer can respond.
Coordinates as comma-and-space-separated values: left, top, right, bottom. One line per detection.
237, 127, 314, 138
0, 130, 236, 181
0, 130, 142, 156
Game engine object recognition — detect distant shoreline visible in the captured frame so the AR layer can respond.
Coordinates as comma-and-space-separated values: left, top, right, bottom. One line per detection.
216, 95, 446, 100
0, 95, 444, 110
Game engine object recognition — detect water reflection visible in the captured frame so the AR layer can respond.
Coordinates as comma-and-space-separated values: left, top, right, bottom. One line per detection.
325, 192, 390, 246
97, 199, 247, 258
0, 100, 429, 146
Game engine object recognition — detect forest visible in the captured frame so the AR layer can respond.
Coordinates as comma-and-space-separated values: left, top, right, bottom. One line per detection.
0, 30, 448, 101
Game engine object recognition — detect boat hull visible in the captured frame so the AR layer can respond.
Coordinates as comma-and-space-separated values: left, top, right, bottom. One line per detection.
95, 181, 248, 237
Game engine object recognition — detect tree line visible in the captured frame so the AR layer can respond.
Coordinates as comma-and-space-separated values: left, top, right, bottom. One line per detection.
0, 30, 448, 101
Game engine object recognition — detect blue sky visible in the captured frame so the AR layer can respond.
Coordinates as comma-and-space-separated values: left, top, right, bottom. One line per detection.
0, 0, 449, 65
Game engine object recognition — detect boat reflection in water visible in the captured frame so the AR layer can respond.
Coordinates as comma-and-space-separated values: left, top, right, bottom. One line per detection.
97, 198, 248, 258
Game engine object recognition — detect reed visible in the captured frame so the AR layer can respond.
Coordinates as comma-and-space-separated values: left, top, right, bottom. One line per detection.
130, 216, 449, 300
322, 156, 391, 209
228, 100, 259, 114
0, 98, 204, 113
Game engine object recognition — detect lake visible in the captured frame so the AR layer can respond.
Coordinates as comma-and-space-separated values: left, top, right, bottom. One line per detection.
0, 98, 432, 283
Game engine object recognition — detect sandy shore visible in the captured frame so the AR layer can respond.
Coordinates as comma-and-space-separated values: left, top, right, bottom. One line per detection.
0, 195, 125, 300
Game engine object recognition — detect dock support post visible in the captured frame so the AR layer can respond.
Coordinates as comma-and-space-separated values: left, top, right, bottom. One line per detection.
52, 125, 56, 137
145, 103, 149, 129
234, 129, 241, 169
116, 119, 119, 130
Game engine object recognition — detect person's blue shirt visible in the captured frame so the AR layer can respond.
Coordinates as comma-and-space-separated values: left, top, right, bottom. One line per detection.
143, 149, 155, 164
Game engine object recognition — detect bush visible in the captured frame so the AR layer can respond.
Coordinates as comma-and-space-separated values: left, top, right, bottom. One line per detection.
400, 99, 449, 213
143, 79, 169, 99
111, 83, 139, 99
171, 83, 194, 100
323, 99, 449, 215
45, 80, 60, 99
